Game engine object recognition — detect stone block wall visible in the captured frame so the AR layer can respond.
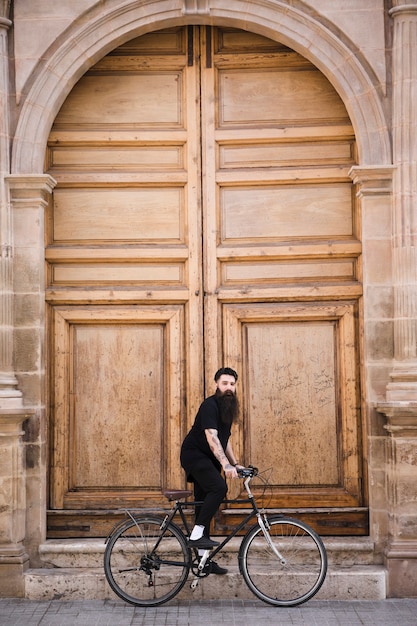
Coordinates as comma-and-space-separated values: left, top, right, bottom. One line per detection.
0, 0, 416, 598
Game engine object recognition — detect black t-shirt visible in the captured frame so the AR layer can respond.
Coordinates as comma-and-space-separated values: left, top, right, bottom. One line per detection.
180, 394, 231, 481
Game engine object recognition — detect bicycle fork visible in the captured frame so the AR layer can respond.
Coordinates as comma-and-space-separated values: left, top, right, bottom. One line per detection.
257, 513, 287, 565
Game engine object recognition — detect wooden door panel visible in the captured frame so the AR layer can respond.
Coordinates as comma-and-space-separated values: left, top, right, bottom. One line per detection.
220, 183, 353, 241
221, 258, 355, 285
49, 145, 184, 170
50, 305, 185, 509
223, 301, 362, 507
217, 68, 350, 126
219, 139, 355, 169
50, 262, 184, 287
246, 321, 339, 487
52, 187, 184, 243
55, 73, 184, 127
71, 324, 163, 490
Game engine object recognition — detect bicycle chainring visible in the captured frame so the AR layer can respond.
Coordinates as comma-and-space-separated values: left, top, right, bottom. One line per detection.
191, 558, 211, 577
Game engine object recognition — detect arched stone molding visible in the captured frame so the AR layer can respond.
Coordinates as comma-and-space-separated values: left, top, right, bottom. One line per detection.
11, 0, 391, 175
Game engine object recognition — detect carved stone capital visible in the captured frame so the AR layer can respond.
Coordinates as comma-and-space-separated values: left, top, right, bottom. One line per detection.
390, 3, 417, 18
6, 174, 56, 203
0, 408, 33, 435
349, 165, 394, 197
377, 401, 417, 435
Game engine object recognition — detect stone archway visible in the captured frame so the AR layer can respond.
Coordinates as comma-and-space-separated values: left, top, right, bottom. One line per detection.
12, 0, 390, 174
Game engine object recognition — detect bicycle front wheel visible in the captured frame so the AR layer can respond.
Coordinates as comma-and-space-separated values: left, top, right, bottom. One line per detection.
104, 515, 190, 607
239, 515, 327, 606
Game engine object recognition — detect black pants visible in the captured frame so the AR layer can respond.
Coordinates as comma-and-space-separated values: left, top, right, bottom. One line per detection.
190, 458, 228, 535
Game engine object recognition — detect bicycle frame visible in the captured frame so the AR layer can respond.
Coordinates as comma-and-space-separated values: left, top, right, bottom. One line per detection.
158, 475, 286, 566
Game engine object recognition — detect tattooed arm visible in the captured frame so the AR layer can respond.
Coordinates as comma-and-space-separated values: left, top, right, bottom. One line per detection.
205, 428, 238, 478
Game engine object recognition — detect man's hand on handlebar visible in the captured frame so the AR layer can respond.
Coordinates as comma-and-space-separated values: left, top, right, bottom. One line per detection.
224, 464, 258, 479
224, 464, 238, 478
224, 463, 248, 479
237, 465, 258, 478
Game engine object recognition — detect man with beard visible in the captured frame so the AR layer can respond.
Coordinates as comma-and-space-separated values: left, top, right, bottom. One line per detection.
180, 367, 244, 575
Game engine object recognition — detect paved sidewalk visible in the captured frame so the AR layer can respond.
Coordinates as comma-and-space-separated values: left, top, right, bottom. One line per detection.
0, 598, 416, 625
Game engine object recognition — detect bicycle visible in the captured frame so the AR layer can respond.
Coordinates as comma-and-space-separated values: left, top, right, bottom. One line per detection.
103, 466, 327, 607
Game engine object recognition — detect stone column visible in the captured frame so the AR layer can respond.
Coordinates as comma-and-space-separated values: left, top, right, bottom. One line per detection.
0, 2, 35, 597
377, 2, 417, 597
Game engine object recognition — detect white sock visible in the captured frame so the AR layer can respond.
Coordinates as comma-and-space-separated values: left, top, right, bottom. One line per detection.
190, 525, 204, 540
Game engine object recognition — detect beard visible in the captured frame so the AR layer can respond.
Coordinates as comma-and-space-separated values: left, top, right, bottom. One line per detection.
215, 388, 240, 426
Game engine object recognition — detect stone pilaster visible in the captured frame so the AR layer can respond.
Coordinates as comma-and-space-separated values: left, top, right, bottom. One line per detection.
0, 410, 33, 596
0, 12, 21, 407
0, 2, 36, 597
349, 165, 394, 394
377, 2, 417, 598
6, 174, 56, 570
385, 3, 417, 400
349, 166, 394, 551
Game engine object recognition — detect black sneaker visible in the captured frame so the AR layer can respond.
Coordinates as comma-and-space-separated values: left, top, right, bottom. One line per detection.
187, 536, 220, 549
208, 560, 228, 575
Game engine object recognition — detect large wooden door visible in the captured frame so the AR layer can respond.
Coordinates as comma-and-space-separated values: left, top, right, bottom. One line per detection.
46, 26, 366, 537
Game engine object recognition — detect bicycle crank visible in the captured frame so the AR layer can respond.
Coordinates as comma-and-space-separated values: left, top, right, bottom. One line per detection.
190, 577, 199, 590
190, 549, 211, 589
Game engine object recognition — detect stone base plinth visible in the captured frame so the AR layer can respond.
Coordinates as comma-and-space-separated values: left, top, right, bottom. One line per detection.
385, 542, 417, 598
0, 551, 29, 597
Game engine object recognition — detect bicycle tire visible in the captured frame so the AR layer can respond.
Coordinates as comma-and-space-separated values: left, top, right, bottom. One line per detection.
104, 515, 190, 607
238, 515, 327, 606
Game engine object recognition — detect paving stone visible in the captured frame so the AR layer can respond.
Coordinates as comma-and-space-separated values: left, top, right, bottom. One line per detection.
1, 598, 417, 626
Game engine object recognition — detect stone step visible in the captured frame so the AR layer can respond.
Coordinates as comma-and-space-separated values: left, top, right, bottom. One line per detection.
24, 565, 387, 601
25, 537, 386, 601
38, 537, 381, 568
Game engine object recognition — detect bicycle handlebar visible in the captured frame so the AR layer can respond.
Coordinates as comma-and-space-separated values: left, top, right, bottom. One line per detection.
237, 465, 258, 478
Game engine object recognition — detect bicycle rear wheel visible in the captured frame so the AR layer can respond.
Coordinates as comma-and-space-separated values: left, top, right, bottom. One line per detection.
239, 515, 327, 606
104, 515, 190, 607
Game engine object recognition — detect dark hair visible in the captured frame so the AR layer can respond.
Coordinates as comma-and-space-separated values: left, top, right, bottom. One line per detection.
214, 367, 238, 382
